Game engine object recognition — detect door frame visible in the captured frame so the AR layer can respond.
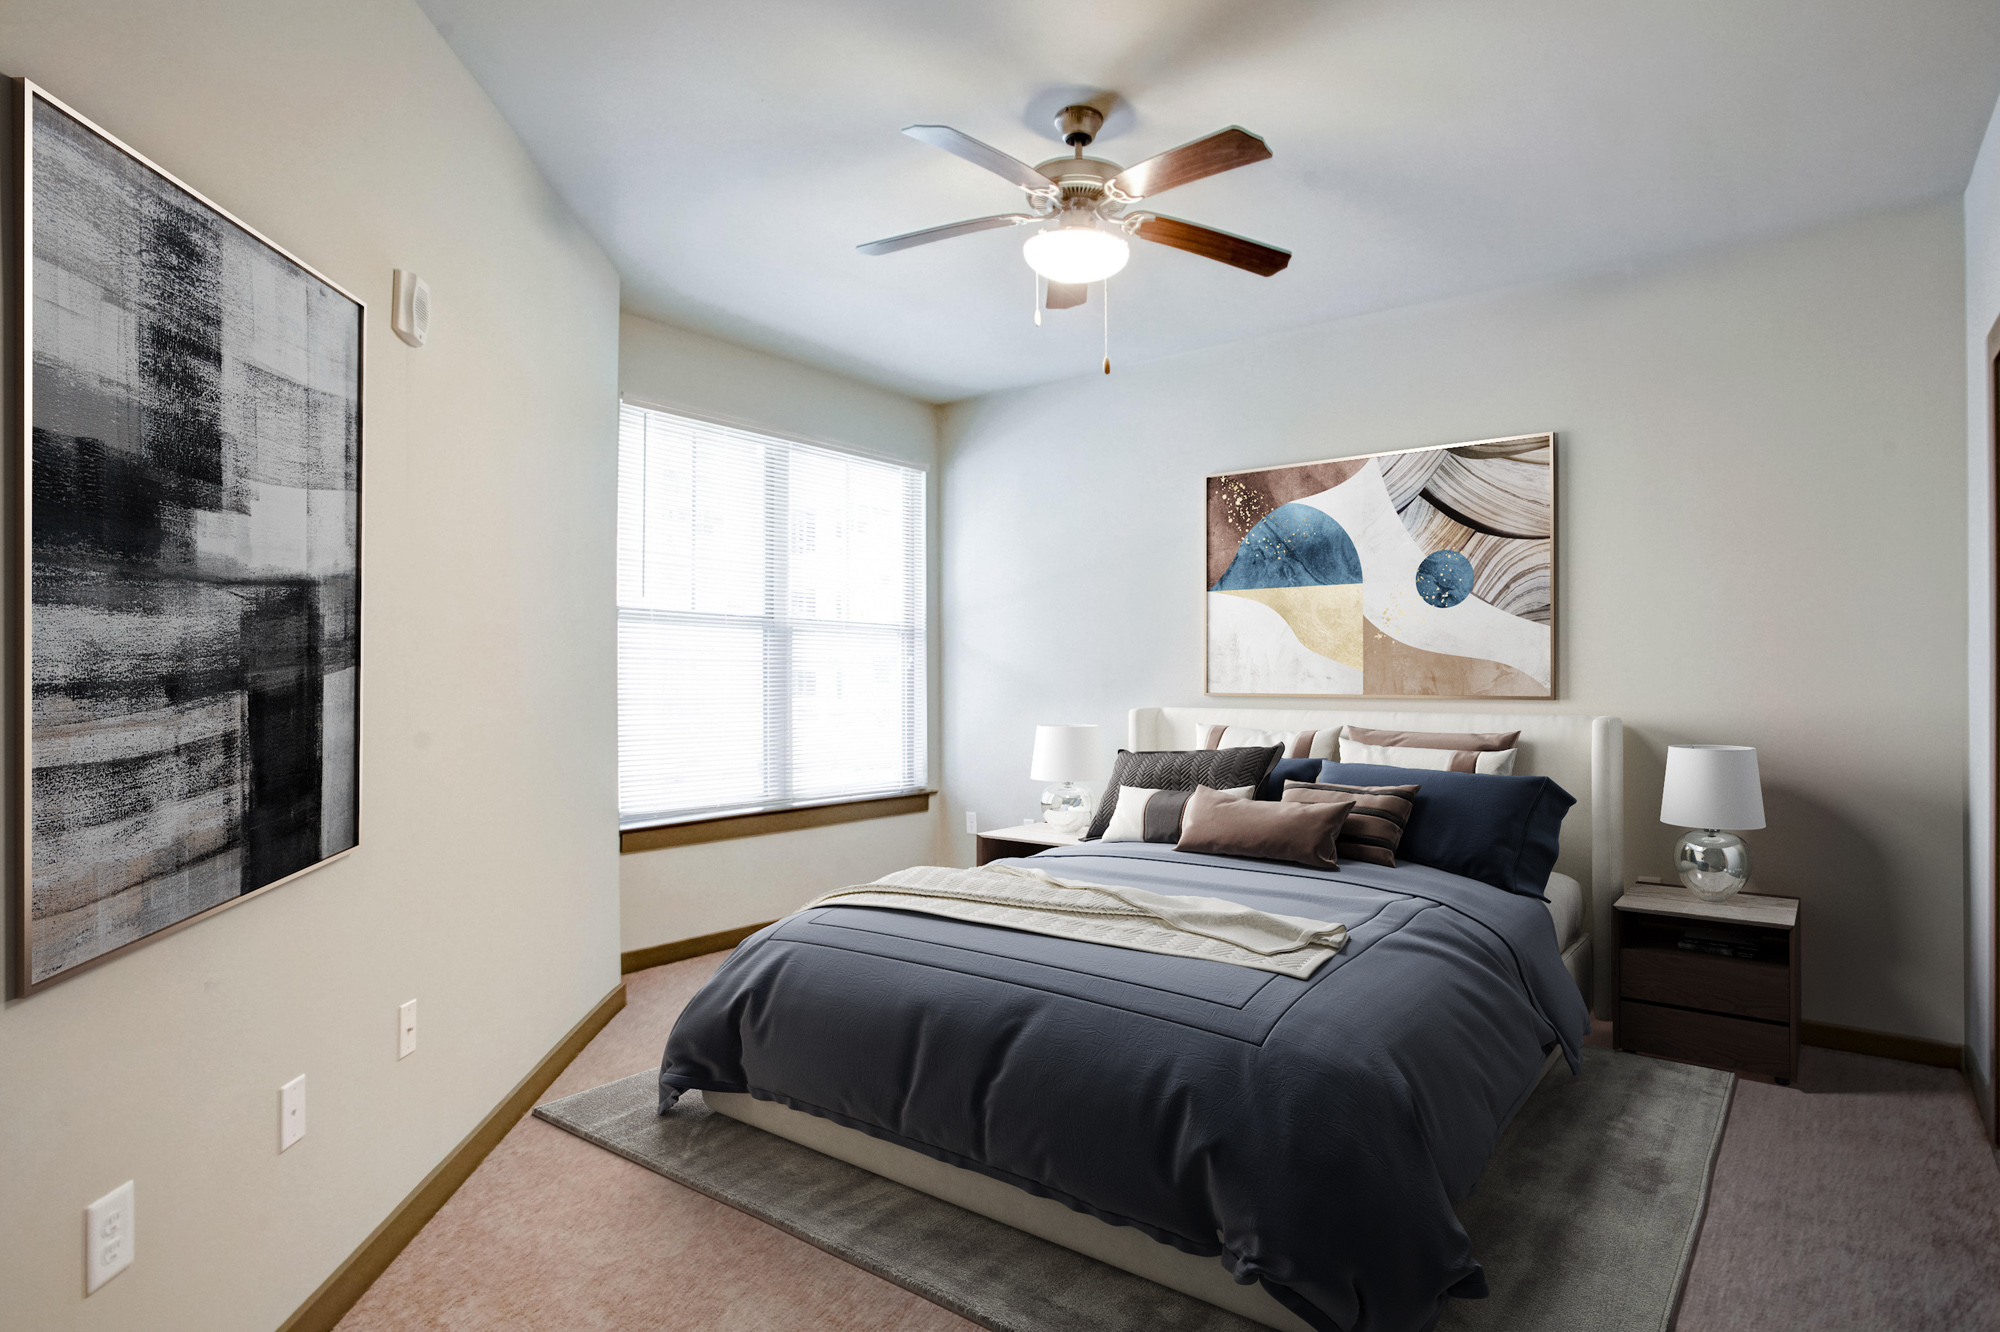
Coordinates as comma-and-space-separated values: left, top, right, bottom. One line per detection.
1986, 312, 2000, 1143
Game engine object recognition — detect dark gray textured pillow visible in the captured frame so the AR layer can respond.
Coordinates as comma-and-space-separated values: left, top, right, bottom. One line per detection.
1085, 745, 1283, 841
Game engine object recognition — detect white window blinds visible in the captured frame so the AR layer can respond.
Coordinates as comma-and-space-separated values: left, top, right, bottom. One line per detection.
617, 401, 927, 826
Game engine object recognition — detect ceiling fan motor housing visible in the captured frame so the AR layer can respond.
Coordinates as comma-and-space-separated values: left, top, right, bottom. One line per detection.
1033, 155, 1118, 208
1055, 104, 1104, 148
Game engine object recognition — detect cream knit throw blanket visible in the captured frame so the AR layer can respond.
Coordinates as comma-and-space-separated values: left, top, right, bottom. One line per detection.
806, 864, 1348, 978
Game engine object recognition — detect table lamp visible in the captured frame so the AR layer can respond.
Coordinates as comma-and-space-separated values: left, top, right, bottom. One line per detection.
1660, 744, 1765, 902
1031, 724, 1103, 833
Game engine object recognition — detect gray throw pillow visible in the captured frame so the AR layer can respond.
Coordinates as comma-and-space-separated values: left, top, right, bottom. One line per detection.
1085, 745, 1283, 841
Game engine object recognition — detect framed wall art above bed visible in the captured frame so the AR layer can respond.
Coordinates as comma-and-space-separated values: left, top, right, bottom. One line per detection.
14, 81, 363, 993
1206, 433, 1554, 699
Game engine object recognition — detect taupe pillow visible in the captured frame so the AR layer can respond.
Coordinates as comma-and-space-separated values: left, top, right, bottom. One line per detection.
1085, 745, 1283, 841
1341, 725, 1520, 752
1284, 779, 1420, 868
1176, 785, 1354, 870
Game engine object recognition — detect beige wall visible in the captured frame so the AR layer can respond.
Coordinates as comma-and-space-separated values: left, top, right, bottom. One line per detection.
616, 314, 943, 950
0, 3, 621, 1329
942, 200, 1968, 1044
1964, 90, 2000, 1130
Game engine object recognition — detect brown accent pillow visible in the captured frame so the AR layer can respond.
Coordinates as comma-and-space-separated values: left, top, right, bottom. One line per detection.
1176, 785, 1354, 869
1284, 779, 1419, 868
1341, 725, 1520, 753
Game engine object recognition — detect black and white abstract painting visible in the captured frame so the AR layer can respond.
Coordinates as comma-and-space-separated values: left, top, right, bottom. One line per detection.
24, 87, 361, 990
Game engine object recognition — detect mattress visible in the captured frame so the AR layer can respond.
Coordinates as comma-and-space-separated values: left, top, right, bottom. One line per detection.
661, 842, 1591, 1332
1545, 870, 1585, 953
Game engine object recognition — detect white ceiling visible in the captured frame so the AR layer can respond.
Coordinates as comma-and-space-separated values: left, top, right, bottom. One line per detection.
419, 0, 2000, 402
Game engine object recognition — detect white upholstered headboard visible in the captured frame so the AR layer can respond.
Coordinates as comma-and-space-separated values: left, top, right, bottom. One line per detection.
1129, 707, 1624, 1018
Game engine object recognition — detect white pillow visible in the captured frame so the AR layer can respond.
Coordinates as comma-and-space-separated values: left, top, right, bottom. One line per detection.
1338, 738, 1517, 775
1196, 724, 1339, 760
1102, 784, 1255, 842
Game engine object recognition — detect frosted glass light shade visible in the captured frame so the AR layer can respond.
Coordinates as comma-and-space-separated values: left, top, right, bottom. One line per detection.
1030, 724, 1103, 782
1660, 745, 1765, 830
1022, 227, 1129, 284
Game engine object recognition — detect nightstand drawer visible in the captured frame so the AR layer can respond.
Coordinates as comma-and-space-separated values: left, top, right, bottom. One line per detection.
975, 837, 1038, 866
1621, 1001, 1792, 1080
1620, 948, 1790, 1021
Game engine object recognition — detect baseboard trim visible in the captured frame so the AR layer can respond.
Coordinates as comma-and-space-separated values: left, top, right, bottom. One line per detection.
621, 921, 775, 974
276, 981, 628, 1332
1801, 1020, 1963, 1069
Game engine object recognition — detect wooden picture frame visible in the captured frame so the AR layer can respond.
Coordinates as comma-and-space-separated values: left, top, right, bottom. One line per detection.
1205, 433, 1556, 699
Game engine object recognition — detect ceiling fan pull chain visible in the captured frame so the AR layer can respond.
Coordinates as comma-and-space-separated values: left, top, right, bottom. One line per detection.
1034, 271, 1043, 327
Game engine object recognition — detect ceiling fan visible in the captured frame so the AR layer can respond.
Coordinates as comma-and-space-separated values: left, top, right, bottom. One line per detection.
858, 104, 1291, 314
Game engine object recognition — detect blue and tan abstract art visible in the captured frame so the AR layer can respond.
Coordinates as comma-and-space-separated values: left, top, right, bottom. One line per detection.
1206, 435, 1553, 698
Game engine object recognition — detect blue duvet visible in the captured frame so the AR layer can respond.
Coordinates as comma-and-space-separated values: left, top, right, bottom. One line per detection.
658, 841, 1591, 1332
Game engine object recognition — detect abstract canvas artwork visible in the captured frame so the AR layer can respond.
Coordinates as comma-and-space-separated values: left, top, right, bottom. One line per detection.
21, 86, 362, 991
1206, 434, 1553, 698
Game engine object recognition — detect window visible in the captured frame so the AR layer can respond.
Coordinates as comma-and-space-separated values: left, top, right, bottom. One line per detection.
617, 402, 927, 827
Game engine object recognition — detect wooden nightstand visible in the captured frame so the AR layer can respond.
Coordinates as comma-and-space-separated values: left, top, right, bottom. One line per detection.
974, 823, 1083, 866
1614, 883, 1801, 1085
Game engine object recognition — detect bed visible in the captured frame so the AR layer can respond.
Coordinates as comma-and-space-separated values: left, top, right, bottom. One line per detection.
660, 708, 1624, 1332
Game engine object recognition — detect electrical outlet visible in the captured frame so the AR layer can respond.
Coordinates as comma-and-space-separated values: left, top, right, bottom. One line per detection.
279, 1075, 307, 1152
398, 999, 417, 1060
84, 1180, 134, 1294
965, 812, 978, 835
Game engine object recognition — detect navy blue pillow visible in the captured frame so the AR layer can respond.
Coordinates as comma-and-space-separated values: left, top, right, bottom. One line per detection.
1257, 757, 1325, 801
1313, 761, 1575, 899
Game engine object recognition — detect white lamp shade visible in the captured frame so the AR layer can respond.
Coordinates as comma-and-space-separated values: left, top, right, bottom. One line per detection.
1660, 745, 1765, 830
1022, 228, 1130, 284
1030, 724, 1103, 782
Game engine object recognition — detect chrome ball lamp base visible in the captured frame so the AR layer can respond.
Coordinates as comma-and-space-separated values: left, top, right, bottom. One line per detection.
1041, 782, 1091, 833
1675, 829, 1751, 902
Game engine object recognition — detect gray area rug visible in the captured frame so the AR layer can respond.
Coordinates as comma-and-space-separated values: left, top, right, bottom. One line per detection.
535, 1047, 1732, 1332
1439, 1049, 1733, 1332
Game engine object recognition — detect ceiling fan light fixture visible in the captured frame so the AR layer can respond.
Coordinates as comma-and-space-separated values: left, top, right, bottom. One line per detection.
1022, 224, 1129, 285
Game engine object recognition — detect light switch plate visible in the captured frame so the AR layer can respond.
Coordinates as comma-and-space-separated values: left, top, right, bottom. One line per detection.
965, 812, 978, 834
398, 1000, 417, 1060
85, 1180, 134, 1294
279, 1075, 307, 1151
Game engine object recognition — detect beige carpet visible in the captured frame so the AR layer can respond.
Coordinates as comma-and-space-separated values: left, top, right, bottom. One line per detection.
1675, 1047, 2000, 1331
337, 956, 970, 1331
337, 954, 2000, 1332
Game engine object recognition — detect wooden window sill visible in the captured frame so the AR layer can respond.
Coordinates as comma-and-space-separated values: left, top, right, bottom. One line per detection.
620, 790, 936, 853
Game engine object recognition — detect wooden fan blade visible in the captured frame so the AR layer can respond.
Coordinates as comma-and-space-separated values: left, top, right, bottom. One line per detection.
1132, 214, 1291, 275
1045, 281, 1088, 310
1109, 127, 1271, 201
903, 125, 1058, 193
857, 214, 1034, 256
